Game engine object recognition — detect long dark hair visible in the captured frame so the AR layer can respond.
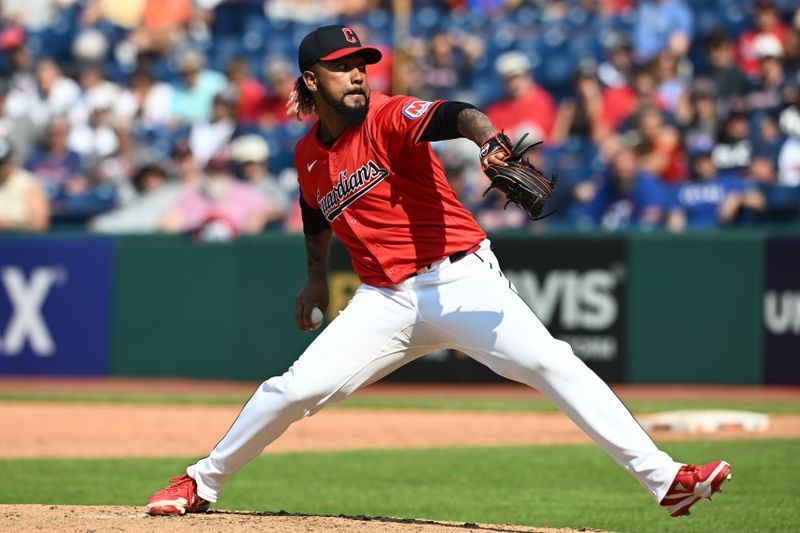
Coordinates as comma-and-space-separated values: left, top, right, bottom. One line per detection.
294, 76, 316, 117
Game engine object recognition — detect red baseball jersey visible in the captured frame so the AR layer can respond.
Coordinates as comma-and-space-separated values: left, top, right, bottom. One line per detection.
295, 92, 486, 286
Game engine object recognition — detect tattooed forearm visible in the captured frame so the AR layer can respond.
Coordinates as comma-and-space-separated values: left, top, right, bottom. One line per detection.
457, 108, 497, 146
304, 229, 332, 281
305, 234, 323, 267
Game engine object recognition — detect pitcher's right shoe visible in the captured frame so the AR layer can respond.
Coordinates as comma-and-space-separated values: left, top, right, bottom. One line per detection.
660, 460, 732, 517
146, 474, 210, 516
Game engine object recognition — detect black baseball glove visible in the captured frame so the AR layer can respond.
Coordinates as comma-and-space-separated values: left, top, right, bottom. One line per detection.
479, 132, 558, 220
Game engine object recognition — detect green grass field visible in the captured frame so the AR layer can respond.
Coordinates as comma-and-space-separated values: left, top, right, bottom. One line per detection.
1, 439, 797, 532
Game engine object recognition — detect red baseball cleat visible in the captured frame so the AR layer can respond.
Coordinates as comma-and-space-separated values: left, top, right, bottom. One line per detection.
660, 460, 732, 517
146, 475, 210, 516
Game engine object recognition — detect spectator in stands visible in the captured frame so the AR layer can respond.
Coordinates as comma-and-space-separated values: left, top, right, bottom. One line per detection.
783, 11, 800, 75
484, 51, 556, 143
35, 57, 81, 106
68, 98, 119, 164
413, 31, 481, 103
0, 23, 26, 72
703, 29, 749, 110
746, 34, 797, 120
650, 50, 690, 114
676, 78, 722, 159
632, 0, 693, 63
1, 0, 60, 31
69, 66, 122, 127
116, 63, 173, 129
257, 57, 301, 129
26, 58, 82, 130
666, 150, 765, 233
475, 189, 530, 231
265, 0, 337, 23
171, 137, 203, 186
552, 61, 605, 144
225, 57, 266, 127
161, 158, 273, 240
753, 114, 785, 163
0, 25, 37, 116
752, 152, 800, 223
712, 111, 754, 177
581, 146, 666, 230
128, 0, 193, 57
615, 68, 666, 144
71, 28, 110, 70
777, 104, 800, 186
634, 105, 686, 184
89, 160, 185, 234
597, 36, 639, 137
169, 49, 227, 125
0, 137, 49, 232
737, 0, 789, 79
231, 134, 289, 226
189, 89, 238, 167
433, 137, 483, 212
25, 117, 86, 201
750, 154, 780, 187
598, 32, 634, 91
67, 68, 122, 163
27, 116, 116, 222
0, 78, 37, 161
90, 118, 151, 206
79, 0, 147, 32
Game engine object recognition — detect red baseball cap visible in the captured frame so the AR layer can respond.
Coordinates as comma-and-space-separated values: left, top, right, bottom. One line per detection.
298, 24, 382, 72
0, 26, 25, 50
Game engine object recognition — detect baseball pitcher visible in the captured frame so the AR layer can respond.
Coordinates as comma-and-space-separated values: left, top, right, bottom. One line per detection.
146, 25, 731, 519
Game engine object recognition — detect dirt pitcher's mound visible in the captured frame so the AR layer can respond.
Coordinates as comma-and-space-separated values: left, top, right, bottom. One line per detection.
0, 505, 609, 533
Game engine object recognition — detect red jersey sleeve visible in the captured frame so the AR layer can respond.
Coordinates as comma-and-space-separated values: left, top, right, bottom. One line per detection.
371, 94, 444, 146
294, 133, 321, 209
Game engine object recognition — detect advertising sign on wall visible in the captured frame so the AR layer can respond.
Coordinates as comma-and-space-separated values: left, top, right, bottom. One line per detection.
764, 238, 800, 384
0, 238, 113, 375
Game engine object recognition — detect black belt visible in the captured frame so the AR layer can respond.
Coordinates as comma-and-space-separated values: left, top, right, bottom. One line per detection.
408, 243, 482, 278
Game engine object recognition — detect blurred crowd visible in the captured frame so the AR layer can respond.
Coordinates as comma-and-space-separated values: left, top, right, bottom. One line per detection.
0, 0, 799, 237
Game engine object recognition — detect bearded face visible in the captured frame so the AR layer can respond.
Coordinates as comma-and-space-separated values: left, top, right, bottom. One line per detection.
317, 79, 369, 125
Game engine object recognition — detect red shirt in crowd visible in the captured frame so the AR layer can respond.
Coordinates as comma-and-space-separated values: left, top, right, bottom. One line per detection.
484, 85, 556, 142
737, 27, 789, 78
599, 86, 638, 131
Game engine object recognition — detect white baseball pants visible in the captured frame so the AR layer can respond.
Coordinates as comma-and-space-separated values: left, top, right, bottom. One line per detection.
188, 239, 681, 503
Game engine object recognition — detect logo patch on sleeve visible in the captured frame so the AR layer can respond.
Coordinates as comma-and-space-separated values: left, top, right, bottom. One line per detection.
402, 100, 433, 119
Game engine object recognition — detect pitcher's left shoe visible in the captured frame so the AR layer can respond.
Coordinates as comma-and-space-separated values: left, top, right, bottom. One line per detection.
146, 474, 210, 516
660, 460, 732, 517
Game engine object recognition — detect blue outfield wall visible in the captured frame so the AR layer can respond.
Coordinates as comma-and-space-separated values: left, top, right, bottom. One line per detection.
0, 231, 795, 383
0, 237, 113, 375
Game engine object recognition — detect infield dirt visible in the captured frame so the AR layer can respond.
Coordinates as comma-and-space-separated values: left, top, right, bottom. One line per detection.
0, 505, 607, 533
2, 403, 800, 458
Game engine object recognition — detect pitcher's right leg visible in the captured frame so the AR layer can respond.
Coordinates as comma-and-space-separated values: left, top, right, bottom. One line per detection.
422, 250, 684, 503
163, 285, 428, 507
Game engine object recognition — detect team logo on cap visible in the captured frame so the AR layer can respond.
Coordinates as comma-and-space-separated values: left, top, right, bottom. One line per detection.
402, 100, 433, 119
342, 27, 358, 43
